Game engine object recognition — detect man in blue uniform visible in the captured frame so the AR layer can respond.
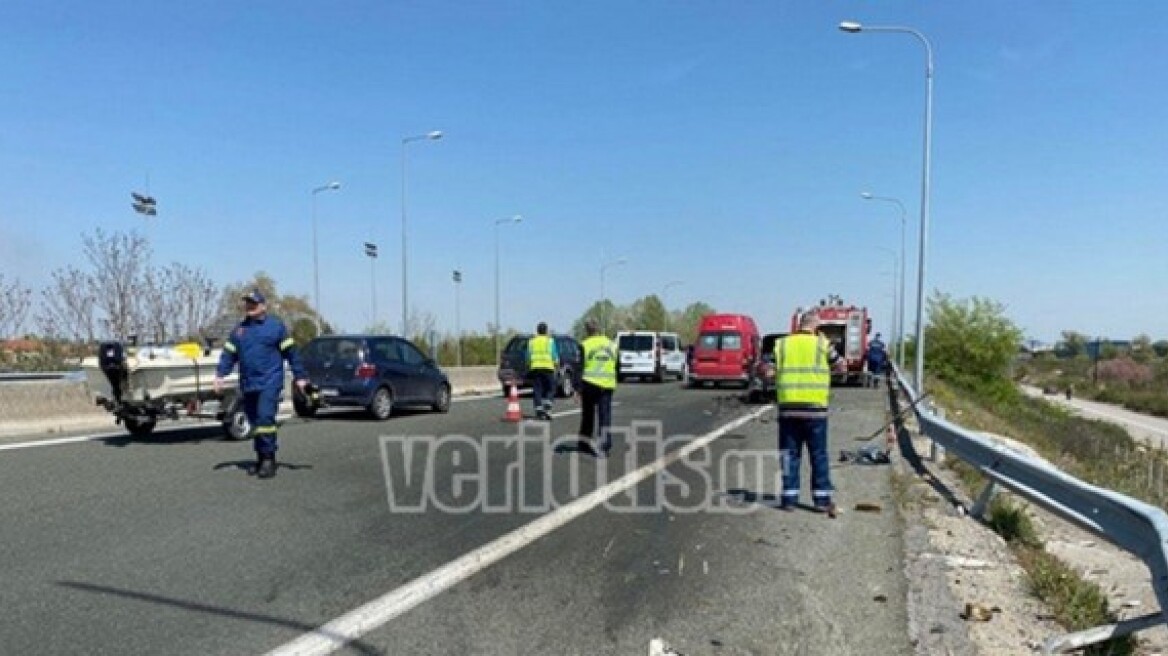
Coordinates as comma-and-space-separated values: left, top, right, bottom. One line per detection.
214, 289, 307, 479
866, 333, 888, 388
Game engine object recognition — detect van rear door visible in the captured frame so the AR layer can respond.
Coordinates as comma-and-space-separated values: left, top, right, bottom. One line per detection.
694, 331, 744, 378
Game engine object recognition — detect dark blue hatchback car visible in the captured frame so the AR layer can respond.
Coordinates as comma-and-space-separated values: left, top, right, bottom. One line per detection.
296, 335, 451, 420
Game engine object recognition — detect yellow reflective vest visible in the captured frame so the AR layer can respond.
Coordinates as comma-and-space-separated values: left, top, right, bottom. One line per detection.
775, 332, 831, 407
528, 335, 555, 372
582, 335, 617, 390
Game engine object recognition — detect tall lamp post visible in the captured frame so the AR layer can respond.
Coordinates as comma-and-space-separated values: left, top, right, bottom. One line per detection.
493, 215, 524, 362
840, 20, 934, 394
453, 269, 463, 367
400, 130, 443, 337
364, 242, 378, 329
862, 192, 907, 370
662, 280, 684, 331
599, 257, 627, 336
311, 181, 341, 335
875, 246, 899, 349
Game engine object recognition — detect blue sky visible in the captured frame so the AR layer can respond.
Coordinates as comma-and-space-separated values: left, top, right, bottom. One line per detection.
2, 1, 1166, 344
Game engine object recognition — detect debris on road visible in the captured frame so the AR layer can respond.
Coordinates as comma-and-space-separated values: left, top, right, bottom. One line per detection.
961, 602, 995, 622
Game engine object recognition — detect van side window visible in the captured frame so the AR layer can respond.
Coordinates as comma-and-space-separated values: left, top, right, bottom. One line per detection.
662, 335, 677, 350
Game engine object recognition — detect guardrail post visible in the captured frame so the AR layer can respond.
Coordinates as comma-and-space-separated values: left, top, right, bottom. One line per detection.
970, 480, 997, 520
929, 404, 946, 464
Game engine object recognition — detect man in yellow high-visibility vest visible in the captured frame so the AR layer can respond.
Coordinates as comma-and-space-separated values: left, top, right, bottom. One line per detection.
527, 322, 559, 421
576, 319, 617, 458
775, 311, 844, 515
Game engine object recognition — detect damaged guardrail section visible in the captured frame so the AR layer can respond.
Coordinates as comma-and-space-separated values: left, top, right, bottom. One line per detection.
893, 368, 1168, 654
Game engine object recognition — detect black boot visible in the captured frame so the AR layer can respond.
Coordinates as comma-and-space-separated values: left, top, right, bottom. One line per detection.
250, 453, 264, 475
257, 455, 277, 479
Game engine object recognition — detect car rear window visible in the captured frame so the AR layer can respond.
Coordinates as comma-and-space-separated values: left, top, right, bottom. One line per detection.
619, 334, 654, 351
698, 331, 742, 351
303, 338, 364, 361
504, 337, 528, 353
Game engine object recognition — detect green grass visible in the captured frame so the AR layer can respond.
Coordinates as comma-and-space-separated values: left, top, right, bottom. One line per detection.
925, 378, 1141, 654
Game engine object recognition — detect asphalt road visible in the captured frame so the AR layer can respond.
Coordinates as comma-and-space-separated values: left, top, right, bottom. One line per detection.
0, 382, 908, 655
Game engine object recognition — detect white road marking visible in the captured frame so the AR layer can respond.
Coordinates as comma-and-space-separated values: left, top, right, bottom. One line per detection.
0, 414, 289, 451
264, 404, 774, 656
1, 392, 499, 451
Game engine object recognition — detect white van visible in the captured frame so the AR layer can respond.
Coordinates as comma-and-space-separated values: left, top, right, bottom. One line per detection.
616, 331, 686, 382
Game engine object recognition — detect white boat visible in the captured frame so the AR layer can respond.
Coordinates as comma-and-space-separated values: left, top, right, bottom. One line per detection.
81, 341, 249, 439
82, 344, 236, 402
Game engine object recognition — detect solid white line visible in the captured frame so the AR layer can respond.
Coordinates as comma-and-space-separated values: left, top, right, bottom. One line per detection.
263, 403, 773, 656
0, 412, 293, 452
1, 391, 498, 452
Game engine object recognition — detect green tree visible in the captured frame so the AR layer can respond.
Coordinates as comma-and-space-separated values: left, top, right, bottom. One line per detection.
1056, 331, 1089, 358
629, 295, 668, 331
1154, 340, 1168, 358
216, 272, 326, 343
672, 302, 715, 345
925, 292, 1023, 397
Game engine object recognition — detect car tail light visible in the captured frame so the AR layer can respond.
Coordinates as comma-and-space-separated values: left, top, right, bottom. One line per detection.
356, 363, 377, 379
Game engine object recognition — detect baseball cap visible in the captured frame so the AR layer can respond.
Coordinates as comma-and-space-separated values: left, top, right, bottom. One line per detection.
241, 289, 266, 304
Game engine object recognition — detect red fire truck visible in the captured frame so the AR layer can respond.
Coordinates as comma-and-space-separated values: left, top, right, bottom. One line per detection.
790, 294, 871, 386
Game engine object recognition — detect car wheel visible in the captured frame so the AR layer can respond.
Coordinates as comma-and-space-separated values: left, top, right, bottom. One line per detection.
432, 383, 452, 413
368, 387, 394, 420
653, 366, 665, 383
558, 371, 574, 398
222, 405, 250, 440
293, 397, 317, 418
124, 416, 156, 437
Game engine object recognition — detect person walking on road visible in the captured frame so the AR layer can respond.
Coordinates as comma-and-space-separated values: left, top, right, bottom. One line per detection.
214, 289, 307, 479
775, 311, 845, 515
527, 322, 559, 421
576, 319, 617, 458
866, 333, 888, 388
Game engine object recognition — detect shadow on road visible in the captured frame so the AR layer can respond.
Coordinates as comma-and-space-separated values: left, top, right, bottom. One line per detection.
212, 460, 315, 475
98, 424, 229, 448
57, 580, 384, 656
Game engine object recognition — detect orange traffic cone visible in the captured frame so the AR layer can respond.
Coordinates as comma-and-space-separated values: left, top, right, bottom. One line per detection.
503, 382, 522, 422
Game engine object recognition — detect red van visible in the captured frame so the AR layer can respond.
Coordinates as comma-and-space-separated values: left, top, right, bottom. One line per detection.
687, 313, 761, 388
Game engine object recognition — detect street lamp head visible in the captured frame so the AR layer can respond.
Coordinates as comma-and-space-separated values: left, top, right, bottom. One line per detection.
427, 130, 444, 140
327, 181, 341, 190
839, 20, 863, 33
861, 191, 873, 199
512, 214, 523, 224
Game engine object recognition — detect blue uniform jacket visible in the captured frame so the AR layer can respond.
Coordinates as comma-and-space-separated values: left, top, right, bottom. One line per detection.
867, 339, 887, 368
216, 314, 306, 393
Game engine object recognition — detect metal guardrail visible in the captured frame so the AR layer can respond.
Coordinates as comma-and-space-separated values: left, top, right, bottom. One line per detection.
0, 372, 72, 382
893, 366, 1168, 653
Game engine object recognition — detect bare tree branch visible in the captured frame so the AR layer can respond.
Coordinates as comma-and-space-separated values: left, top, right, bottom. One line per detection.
83, 229, 151, 340
0, 274, 33, 338
34, 267, 96, 341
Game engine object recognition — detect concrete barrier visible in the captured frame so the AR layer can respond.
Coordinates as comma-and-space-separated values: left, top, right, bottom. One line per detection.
0, 366, 501, 438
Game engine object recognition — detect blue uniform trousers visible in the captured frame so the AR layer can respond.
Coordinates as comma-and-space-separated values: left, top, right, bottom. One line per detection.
243, 387, 281, 456
778, 416, 833, 508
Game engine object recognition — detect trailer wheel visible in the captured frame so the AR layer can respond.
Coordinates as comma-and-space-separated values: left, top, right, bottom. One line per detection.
222, 400, 251, 440
124, 416, 156, 437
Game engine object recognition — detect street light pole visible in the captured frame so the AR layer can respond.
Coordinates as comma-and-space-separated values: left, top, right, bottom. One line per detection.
400, 130, 443, 338
311, 181, 341, 335
862, 192, 907, 370
599, 257, 627, 336
453, 269, 463, 367
875, 246, 898, 346
662, 280, 684, 332
841, 20, 935, 395
493, 215, 523, 362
